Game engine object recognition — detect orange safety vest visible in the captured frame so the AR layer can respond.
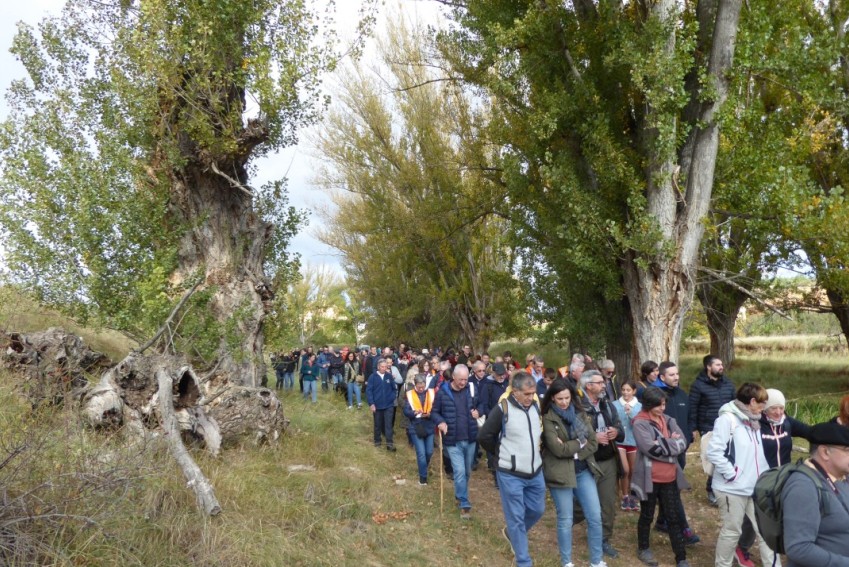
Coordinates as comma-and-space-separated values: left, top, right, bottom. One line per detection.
406, 388, 434, 414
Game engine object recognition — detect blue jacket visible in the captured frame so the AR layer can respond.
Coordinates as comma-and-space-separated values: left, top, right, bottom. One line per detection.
403, 389, 436, 437
688, 371, 736, 435
431, 382, 478, 446
478, 377, 508, 416
366, 371, 396, 410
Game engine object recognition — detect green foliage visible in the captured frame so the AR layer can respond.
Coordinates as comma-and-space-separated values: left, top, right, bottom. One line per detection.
314, 16, 521, 349
0, 0, 357, 345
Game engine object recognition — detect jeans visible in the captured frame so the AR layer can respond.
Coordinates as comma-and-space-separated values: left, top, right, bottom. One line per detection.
445, 440, 476, 509
373, 407, 394, 447
550, 469, 603, 565
639, 481, 686, 563
275, 370, 285, 389
283, 372, 294, 390
714, 491, 779, 567
347, 382, 362, 406
497, 470, 546, 567
411, 433, 434, 481
320, 368, 329, 391
332, 372, 343, 388
303, 380, 317, 402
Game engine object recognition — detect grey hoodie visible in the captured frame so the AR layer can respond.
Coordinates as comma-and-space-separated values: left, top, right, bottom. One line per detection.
707, 401, 769, 497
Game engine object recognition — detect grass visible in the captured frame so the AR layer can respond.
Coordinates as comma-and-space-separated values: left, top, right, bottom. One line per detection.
0, 287, 135, 361
2, 312, 848, 565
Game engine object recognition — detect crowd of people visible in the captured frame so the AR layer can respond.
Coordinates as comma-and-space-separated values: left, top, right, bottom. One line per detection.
270, 345, 849, 567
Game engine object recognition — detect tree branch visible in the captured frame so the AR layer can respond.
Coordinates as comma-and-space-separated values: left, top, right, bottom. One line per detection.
698, 266, 793, 320
209, 162, 255, 198
136, 281, 202, 354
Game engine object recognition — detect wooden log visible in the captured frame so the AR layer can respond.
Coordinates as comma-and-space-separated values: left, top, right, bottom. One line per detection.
155, 367, 221, 516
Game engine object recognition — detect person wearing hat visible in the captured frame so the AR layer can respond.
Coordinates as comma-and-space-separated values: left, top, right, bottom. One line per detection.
734, 389, 814, 567
781, 421, 849, 566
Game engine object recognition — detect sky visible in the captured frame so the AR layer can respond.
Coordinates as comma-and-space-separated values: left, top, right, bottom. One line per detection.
0, 0, 444, 274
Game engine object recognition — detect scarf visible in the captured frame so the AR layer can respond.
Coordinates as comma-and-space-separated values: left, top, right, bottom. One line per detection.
552, 404, 589, 442
732, 399, 763, 426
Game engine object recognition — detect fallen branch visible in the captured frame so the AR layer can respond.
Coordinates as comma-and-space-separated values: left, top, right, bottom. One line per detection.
156, 367, 221, 516
137, 281, 201, 354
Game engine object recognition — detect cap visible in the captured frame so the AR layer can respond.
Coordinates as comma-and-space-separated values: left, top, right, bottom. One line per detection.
492, 362, 506, 375
809, 421, 849, 447
765, 389, 786, 410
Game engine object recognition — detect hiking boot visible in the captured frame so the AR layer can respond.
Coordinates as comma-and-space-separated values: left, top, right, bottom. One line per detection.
637, 549, 658, 566
501, 526, 515, 556
460, 508, 472, 520
601, 540, 619, 558
683, 528, 700, 545
734, 546, 755, 567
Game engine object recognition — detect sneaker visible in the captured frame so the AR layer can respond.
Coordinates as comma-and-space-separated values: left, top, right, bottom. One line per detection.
590, 562, 608, 567
677, 561, 691, 567
501, 526, 515, 556
734, 546, 755, 567
683, 528, 700, 545
347, 405, 353, 410
621, 496, 630, 511
418, 479, 428, 486
357, 404, 362, 409
386, 445, 396, 452
629, 495, 641, 511
563, 564, 575, 567
460, 508, 472, 520
707, 490, 719, 506
601, 540, 619, 558
637, 549, 659, 566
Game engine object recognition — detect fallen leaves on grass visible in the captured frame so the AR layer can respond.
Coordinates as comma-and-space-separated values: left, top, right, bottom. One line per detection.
371, 510, 413, 524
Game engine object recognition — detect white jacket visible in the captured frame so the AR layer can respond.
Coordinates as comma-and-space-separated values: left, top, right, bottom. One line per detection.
707, 401, 769, 497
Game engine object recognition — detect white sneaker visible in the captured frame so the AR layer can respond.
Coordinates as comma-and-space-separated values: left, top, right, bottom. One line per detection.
347, 406, 352, 410
591, 562, 609, 567
563, 563, 575, 567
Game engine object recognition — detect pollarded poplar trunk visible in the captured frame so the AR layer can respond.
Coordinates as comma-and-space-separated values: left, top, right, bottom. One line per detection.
697, 282, 748, 365
170, 161, 273, 388
825, 287, 849, 355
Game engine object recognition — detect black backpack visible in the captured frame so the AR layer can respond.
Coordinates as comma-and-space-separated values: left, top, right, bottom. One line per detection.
753, 460, 829, 557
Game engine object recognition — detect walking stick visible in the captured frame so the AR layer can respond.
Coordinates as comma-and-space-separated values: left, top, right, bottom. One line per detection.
439, 430, 444, 517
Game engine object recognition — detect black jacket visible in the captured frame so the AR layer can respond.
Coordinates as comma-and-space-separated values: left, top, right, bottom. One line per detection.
651, 377, 692, 446
687, 371, 736, 435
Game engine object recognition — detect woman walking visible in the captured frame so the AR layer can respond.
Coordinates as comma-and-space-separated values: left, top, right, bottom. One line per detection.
541, 378, 607, 567
344, 351, 362, 410
403, 374, 436, 485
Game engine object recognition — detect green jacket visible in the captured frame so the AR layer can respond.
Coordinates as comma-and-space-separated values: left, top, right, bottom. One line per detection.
541, 409, 601, 488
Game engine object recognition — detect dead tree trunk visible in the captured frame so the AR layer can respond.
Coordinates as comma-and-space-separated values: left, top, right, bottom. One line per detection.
156, 367, 221, 516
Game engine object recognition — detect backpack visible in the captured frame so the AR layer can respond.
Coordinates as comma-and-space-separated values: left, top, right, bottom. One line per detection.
700, 414, 738, 476
753, 460, 828, 557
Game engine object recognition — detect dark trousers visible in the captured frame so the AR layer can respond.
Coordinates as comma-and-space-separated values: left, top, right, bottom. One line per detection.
657, 453, 691, 530
639, 481, 687, 563
738, 515, 756, 550
373, 407, 394, 447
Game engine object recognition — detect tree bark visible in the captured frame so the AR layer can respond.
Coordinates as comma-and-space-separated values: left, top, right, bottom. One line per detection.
169, 160, 274, 388
697, 282, 747, 364
624, 0, 744, 363
156, 367, 222, 516
825, 286, 849, 349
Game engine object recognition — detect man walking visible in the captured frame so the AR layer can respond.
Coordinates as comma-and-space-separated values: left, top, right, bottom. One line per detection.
579, 369, 624, 558
367, 360, 397, 451
478, 371, 545, 567
432, 364, 480, 519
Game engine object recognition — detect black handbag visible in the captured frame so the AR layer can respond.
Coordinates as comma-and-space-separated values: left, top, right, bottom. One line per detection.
414, 420, 430, 438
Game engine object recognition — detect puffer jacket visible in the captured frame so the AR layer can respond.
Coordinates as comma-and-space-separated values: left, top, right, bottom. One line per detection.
577, 392, 624, 462
707, 401, 769, 497
541, 409, 600, 487
431, 382, 478, 446
687, 371, 736, 435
